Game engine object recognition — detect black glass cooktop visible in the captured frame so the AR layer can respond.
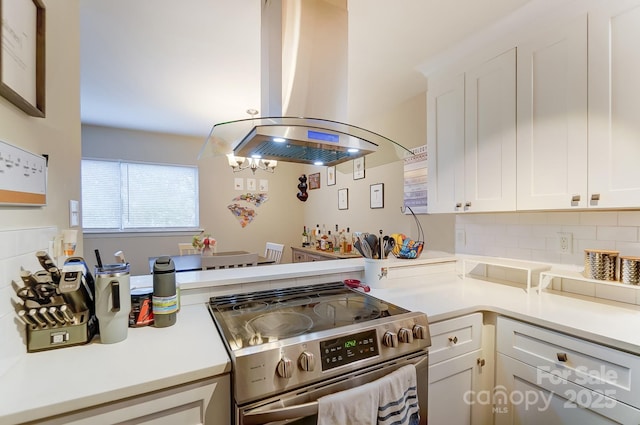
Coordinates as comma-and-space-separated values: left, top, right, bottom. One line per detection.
208, 282, 409, 351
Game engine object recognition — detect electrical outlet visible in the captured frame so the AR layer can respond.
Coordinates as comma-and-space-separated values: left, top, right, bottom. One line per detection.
558, 232, 573, 254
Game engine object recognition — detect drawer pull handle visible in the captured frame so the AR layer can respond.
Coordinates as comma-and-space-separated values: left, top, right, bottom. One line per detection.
557, 352, 568, 362
448, 336, 458, 344
477, 358, 485, 367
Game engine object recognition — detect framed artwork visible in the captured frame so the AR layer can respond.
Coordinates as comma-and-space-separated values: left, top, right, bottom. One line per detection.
338, 188, 349, 210
309, 172, 321, 189
370, 183, 384, 209
0, 0, 46, 117
353, 157, 365, 180
327, 166, 336, 186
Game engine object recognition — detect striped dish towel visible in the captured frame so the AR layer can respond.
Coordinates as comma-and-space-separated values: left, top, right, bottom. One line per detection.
377, 364, 420, 425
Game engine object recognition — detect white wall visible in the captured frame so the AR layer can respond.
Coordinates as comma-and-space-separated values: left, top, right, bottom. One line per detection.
0, 1, 81, 371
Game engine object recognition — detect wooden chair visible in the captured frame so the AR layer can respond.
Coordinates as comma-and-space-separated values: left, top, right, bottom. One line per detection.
264, 242, 284, 264
178, 243, 199, 255
201, 252, 258, 270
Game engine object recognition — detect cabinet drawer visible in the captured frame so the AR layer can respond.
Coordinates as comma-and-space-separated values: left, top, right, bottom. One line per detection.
429, 313, 483, 364
497, 316, 640, 409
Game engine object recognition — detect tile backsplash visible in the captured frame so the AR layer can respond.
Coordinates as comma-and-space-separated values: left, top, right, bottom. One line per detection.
0, 226, 58, 377
455, 211, 640, 267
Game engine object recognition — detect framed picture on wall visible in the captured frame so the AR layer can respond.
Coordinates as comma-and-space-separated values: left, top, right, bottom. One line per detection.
353, 157, 365, 180
327, 166, 336, 186
338, 188, 348, 210
309, 172, 321, 189
370, 183, 384, 209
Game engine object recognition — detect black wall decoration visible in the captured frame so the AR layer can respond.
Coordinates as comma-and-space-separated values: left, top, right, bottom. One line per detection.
297, 174, 308, 202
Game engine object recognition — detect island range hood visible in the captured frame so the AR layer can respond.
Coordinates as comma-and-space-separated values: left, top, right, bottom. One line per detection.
198, 0, 413, 167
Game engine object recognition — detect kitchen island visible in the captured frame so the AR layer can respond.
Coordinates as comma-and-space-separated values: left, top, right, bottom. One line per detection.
3, 253, 640, 424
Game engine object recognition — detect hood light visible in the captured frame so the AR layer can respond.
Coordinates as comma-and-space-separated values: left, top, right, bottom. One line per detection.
313, 161, 324, 166
272, 137, 286, 143
347, 148, 359, 153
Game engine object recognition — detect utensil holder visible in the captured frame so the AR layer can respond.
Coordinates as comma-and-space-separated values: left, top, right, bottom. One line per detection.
583, 249, 619, 281
620, 256, 640, 285
364, 258, 390, 288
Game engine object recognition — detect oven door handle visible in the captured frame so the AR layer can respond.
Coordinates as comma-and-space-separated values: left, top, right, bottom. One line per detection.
242, 401, 318, 425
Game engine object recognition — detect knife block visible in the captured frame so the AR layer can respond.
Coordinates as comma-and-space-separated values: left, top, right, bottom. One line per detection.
26, 309, 98, 353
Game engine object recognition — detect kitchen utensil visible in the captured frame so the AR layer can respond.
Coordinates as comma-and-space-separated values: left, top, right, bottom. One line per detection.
365, 234, 379, 259
16, 283, 58, 306
354, 232, 372, 258
343, 278, 371, 292
353, 240, 366, 257
383, 236, 395, 258
95, 263, 131, 343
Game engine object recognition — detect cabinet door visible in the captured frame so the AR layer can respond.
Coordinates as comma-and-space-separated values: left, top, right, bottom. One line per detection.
36, 376, 230, 425
428, 349, 487, 425
426, 73, 465, 213
516, 15, 588, 210
589, 0, 640, 208
496, 353, 640, 425
291, 248, 307, 263
465, 48, 517, 212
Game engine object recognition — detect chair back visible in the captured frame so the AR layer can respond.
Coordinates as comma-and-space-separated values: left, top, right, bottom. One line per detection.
178, 243, 199, 255
264, 242, 285, 264
201, 252, 259, 270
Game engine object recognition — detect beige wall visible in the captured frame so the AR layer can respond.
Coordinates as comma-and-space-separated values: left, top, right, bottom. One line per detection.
0, 1, 81, 238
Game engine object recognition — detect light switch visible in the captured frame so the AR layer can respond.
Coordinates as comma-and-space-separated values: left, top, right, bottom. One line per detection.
69, 200, 79, 227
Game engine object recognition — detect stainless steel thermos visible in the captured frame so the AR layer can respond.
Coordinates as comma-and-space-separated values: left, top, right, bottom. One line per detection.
153, 256, 177, 327
95, 263, 131, 343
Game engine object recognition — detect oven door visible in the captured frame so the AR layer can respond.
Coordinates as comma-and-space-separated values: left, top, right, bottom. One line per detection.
238, 350, 428, 425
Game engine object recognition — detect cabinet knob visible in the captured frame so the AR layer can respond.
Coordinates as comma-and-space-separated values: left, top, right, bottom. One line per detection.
477, 358, 485, 367
455, 203, 462, 209
591, 194, 600, 201
557, 352, 568, 362
465, 202, 472, 208
382, 331, 398, 348
448, 336, 458, 344
276, 356, 293, 378
571, 195, 581, 202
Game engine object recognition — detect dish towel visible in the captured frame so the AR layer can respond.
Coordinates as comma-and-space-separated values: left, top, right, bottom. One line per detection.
317, 379, 379, 425
377, 364, 420, 425
317, 364, 420, 425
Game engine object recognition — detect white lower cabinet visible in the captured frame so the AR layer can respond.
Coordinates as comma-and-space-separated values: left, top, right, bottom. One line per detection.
428, 313, 491, 425
496, 316, 640, 424
35, 375, 230, 425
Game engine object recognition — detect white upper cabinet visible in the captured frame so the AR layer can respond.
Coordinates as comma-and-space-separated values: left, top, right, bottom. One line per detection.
427, 49, 516, 213
465, 48, 517, 212
426, 73, 465, 213
588, 0, 640, 208
516, 15, 588, 210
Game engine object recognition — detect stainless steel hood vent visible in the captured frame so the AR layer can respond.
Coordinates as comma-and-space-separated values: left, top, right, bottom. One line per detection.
198, 116, 413, 167
197, 0, 415, 167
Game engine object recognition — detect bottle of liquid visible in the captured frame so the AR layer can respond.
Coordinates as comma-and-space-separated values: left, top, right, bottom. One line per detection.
153, 256, 178, 328
302, 226, 309, 246
333, 225, 340, 252
346, 227, 353, 253
314, 224, 321, 250
339, 229, 347, 254
326, 231, 333, 252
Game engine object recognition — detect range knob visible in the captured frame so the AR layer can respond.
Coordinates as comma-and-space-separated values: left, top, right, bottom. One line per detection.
413, 324, 428, 340
276, 356, 293, 378
298, 351, 316, 372
398, 327, 414, 344
382, 331, 398, 348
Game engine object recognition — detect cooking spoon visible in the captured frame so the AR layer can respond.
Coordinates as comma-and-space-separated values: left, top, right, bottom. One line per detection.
365, 234, 378, 259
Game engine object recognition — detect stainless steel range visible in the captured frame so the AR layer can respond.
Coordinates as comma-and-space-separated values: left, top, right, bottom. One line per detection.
208, 282, 431, 425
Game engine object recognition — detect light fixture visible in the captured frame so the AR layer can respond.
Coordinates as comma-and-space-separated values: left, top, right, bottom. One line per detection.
227, 153, 277, 174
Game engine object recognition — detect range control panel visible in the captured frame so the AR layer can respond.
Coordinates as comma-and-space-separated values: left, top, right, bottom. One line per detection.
319, 329, 378, 371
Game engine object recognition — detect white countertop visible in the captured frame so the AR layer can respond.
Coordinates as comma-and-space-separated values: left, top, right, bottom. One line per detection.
3, 253, 640, 424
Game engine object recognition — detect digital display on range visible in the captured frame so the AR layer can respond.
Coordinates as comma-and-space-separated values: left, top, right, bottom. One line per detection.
320, 329, 378, 371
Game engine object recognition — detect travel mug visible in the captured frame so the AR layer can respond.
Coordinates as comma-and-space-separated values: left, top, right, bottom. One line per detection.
95, 263, 131, 343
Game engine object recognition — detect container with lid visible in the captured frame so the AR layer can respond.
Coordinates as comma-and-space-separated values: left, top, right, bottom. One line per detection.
152, 256, 177, 327
583, 249, 619, 281
620, 256, 640, 285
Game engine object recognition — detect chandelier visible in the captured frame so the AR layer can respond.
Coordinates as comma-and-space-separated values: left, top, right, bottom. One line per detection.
227, 154, 277, 174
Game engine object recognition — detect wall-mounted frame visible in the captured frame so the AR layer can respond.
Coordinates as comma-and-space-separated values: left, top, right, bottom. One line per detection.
0, 139, 47, 205
308, 172, 321, 189
327, 166, 336, 186
338, 188, 348, 210
0, 0, 46, 117
353, 157, 365, 180
370, 183, 384, 209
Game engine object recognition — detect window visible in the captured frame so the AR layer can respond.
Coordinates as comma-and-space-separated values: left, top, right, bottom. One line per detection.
81, 159, 199, 231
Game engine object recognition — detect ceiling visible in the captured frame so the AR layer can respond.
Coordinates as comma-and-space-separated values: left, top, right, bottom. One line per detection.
79, 0, 534, 140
